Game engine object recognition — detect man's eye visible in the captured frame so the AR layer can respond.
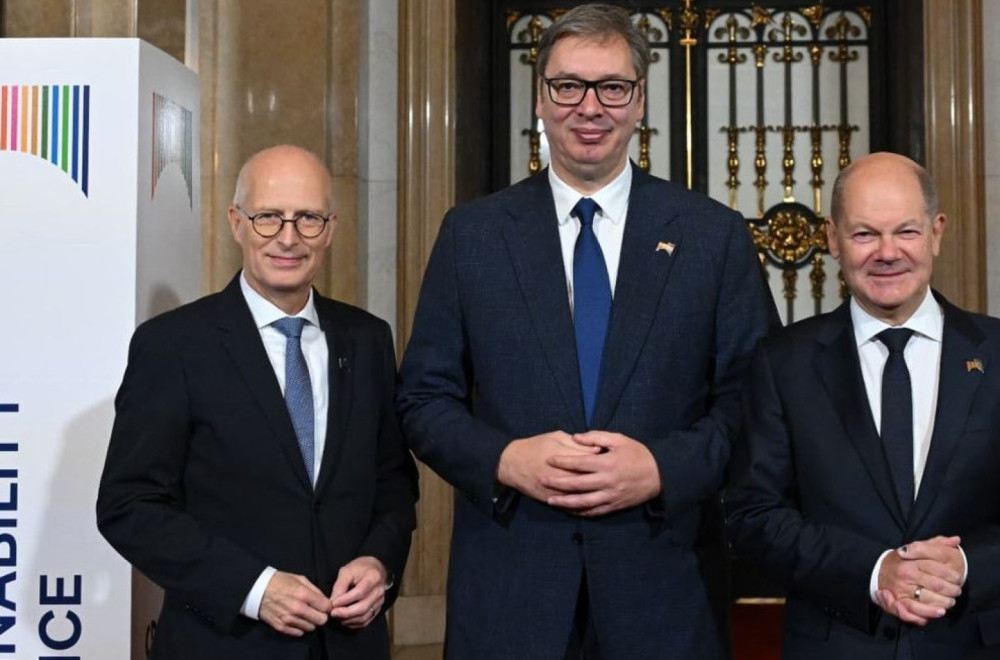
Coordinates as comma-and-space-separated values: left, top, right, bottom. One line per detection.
555, 81, 583, 92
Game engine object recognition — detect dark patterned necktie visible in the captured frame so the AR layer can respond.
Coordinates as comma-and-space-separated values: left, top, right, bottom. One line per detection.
877, 328, 915, 517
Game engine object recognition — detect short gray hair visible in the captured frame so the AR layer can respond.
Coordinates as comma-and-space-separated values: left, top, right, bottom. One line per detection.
536, 4, 651, 80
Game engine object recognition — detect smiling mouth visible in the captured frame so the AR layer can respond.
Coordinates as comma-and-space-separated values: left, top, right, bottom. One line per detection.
269, 255, 305, 267
573, 127, 609, 142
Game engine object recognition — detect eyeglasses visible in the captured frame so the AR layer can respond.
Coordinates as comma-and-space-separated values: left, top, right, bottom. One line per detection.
542, 77, 641, 108
235, 206, 332, 238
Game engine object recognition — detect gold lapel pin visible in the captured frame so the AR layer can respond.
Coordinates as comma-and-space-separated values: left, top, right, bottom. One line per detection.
966, 358, 984, 373
655, 241, 675, 255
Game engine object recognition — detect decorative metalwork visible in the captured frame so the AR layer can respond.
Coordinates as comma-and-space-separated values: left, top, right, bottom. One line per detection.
749, 202, 829, 321
801, 3, 824, 27
750, 4, 773, 28
679, 0, 700, 189
637, 125, 658, 171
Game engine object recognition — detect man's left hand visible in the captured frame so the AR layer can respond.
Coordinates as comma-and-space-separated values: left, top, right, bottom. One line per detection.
541, 431, 661, 516
329, 556, 388, 629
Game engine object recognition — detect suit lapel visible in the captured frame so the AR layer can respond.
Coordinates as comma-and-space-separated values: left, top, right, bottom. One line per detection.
814, 303, 906, 527
590, 168, 683, 429
500, 172, 587, 429
315, 302, 355, 494
216, 277, 313, 491
908, 294, 987, 532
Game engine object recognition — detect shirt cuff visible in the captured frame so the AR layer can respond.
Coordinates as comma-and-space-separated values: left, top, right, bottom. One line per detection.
869, 549, 894, 602
240, 566, 277, 619
958, 545, 969, 585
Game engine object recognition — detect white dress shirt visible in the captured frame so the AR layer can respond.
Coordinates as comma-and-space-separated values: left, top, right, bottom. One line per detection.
857, 289, 967, 599
550, 161, 632, 309
238, 272, 331, 618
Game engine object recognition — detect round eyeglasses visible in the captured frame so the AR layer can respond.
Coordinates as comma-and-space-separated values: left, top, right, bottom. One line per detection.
236, 206, 332, 239
542, 78, 641, 108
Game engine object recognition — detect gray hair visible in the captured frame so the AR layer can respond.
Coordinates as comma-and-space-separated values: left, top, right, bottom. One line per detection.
536, 4, 651, 80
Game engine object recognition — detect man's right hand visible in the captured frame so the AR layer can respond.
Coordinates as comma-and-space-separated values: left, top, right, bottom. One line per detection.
496, 431, 600, 502
259, 571, 332, 636
876, 536, 964, 625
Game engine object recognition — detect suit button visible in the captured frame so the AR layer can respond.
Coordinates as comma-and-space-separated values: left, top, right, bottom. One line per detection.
882, 626, 896, 640
571, 532, 583, 545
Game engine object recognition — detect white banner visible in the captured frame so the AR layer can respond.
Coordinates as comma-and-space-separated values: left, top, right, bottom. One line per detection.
0, 39, 200, 659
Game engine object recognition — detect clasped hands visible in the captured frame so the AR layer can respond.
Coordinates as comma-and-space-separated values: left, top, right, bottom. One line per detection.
496, 430, 661, 517
258, 556, 387, 637
875, 535, 965, 626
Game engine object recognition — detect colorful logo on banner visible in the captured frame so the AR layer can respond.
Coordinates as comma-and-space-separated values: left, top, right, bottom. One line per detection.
152, 93, 193, 207
0, 84, 90, 196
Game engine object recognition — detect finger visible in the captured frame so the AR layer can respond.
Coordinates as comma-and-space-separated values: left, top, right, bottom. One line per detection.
542, 472, 606, 494
897, 598, 946, 622
331, 594, 380, 620
547, 490, 612, 511
900, 538, 960, 560
572, 431, 621, 448
547, 453, 603, 473
554, 435, 602, 453
913, 560, 963, 589
909, 588, 956, 611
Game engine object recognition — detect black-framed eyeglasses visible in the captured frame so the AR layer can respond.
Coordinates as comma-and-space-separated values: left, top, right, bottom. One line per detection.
542, 77, 641, 108
236, 206, 332, 238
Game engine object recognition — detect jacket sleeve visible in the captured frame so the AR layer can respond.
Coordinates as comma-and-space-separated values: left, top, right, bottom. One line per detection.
356, 321, 419, 605
725, 344, 885, 633
646, 212, 778, 520
96, 322, 264, 632
396, 212, 514, 515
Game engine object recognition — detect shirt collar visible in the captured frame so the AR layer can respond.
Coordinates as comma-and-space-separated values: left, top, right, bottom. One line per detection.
549, 160, 632, 227
851, 287, 943, 347
239, 271, 320, 330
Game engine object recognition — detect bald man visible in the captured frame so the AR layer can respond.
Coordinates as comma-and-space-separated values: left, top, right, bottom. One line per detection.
726, 152, 1000, 659
98, 145, 418, 660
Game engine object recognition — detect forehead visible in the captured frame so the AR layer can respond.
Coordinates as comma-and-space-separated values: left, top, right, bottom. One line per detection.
245, 157, 330, 210
544, 35, 636, 77
839, 166, 925, 225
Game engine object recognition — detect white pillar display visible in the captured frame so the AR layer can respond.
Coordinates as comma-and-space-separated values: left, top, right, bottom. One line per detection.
0, 39, 200, 659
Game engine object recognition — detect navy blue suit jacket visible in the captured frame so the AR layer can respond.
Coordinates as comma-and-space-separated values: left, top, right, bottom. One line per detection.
726, 293, 1000, 660
97, 276, 418, 660
398, 166, 775, 660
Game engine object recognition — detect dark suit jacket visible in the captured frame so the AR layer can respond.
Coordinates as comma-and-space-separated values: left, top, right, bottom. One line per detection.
725, 293, 1000, 660
97, 275, 418, 660
397, 165, 776, 660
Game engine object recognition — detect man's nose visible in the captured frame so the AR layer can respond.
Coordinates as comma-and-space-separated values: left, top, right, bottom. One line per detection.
576, 87, 604, 115
274, 220, 300, 245
875, 236, 900, 260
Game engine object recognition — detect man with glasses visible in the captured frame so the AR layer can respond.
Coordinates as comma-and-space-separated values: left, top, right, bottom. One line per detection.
97, 145, 418, 660
398, 4, 775, 659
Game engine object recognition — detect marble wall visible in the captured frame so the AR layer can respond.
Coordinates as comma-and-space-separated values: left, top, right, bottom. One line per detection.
2, 0, 398, 321
984, 1, 1000, 315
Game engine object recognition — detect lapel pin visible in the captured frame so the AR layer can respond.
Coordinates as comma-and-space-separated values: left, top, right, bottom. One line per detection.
655, 241, 675, 255
966, 358, 984, 373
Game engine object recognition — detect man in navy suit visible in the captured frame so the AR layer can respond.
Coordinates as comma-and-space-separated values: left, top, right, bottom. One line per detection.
397, 5, 775, 659
726, 152, 1000, 659
97, 145, 418, 660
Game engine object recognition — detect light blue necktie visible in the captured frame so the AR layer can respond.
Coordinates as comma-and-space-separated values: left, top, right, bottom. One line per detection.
273, 317, 315, 484
573, 197, 612, 427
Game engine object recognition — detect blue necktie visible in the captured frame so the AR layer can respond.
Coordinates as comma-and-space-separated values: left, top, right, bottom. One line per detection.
877, 328, 915, 517
573, 197, 612, 426
273, 317, 315, 485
